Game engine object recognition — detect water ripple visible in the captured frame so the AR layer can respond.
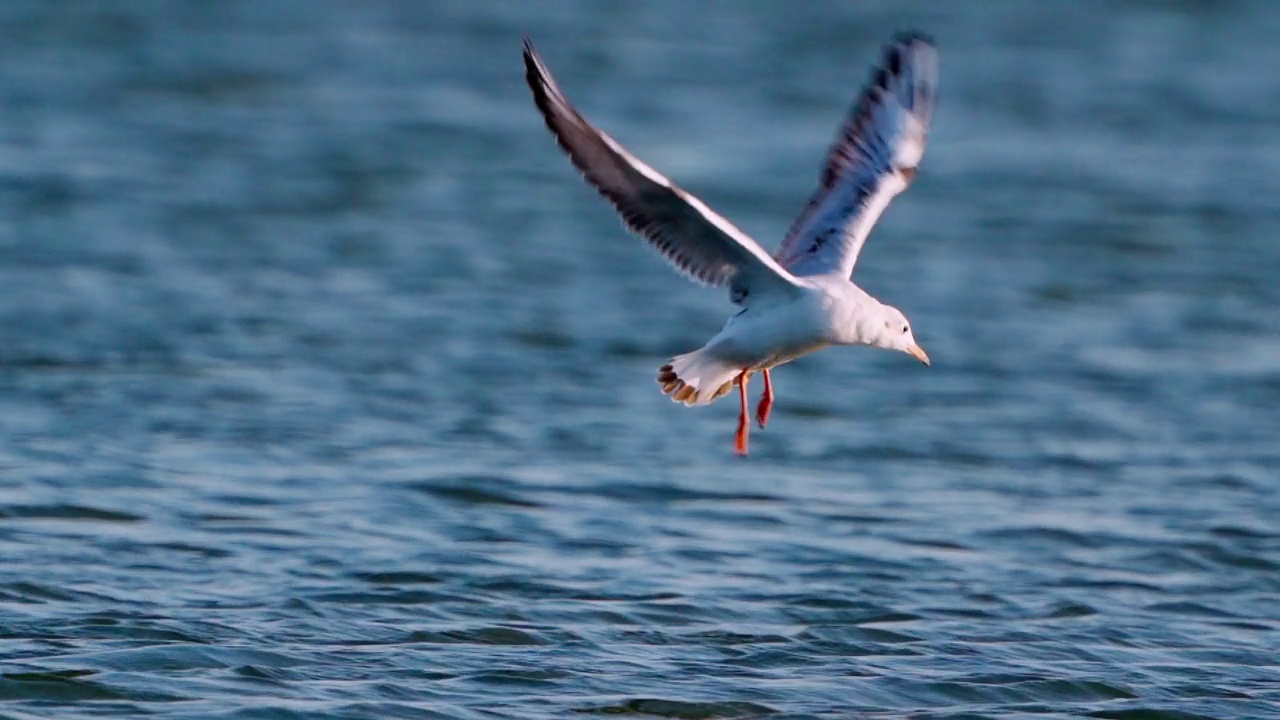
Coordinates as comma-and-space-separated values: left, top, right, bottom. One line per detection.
0, 1, 1277, 719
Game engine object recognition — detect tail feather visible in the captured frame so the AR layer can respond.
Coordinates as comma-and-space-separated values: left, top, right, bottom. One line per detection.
657, 347, 741, 406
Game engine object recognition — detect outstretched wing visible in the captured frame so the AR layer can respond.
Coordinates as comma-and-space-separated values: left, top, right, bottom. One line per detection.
774, 32, 937, 279
523, 38, 802, 303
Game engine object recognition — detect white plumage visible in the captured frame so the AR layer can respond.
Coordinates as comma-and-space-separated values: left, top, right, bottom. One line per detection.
523, 32, 938, 455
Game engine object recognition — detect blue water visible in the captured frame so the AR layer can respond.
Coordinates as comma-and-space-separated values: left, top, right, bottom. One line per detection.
1, 1, 1278, 718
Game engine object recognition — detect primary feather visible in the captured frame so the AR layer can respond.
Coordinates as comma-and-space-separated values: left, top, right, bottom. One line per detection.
774, 32, 937, 279
522, 38, 801, 304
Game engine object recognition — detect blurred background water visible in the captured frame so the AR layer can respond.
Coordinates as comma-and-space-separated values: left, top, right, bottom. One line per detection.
0, 1, 1277, 718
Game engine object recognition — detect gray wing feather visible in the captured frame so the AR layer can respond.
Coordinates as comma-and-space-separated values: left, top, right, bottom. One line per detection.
775, 32, 937, 279
523, 38, 801, 303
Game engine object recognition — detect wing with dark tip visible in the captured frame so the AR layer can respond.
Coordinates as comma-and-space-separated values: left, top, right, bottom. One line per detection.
523, 38, 802, 303
774, 32, 937, 279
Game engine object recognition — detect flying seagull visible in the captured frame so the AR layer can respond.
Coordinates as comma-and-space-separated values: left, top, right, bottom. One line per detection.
523, 31, 937, 455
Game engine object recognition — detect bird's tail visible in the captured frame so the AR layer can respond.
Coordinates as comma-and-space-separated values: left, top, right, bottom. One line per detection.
657, 347, 742, 406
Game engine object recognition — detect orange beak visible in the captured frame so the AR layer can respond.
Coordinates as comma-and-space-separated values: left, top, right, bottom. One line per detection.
907, 342, 931, 366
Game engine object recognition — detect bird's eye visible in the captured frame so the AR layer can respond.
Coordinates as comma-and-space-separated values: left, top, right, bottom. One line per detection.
902, 326, 909, 334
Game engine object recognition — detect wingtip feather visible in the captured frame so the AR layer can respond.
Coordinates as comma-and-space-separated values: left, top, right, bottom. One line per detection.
772, 30, 939, 276
893, 30, 936, 48
520, 36, 803, 297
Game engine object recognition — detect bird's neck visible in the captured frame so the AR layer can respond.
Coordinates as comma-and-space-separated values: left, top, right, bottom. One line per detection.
828, 285, 889, 347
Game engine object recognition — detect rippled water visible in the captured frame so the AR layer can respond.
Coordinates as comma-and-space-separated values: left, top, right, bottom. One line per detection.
1, 1, 1278, 718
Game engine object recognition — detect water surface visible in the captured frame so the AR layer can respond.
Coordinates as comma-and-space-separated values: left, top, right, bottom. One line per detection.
1, 1, 1277, 718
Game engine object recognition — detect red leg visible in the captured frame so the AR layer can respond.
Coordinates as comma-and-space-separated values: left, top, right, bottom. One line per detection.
755, 369, 774, 429
734, 370, 750, 456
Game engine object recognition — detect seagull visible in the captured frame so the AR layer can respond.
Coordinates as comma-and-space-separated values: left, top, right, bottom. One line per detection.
523, 32, 937, 456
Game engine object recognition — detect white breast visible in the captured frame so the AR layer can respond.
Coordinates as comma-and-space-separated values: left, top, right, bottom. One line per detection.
705, 288, 833, 370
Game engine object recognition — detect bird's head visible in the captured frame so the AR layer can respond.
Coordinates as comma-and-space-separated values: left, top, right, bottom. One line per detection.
875, 305, 930, 366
